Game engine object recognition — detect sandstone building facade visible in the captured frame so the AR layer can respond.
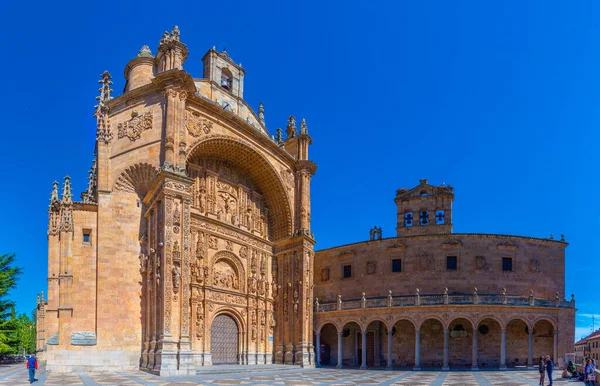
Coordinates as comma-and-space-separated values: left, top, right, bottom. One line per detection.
313, 179, 575, 370
37, 27, 575, 374
39, 27, 316, 375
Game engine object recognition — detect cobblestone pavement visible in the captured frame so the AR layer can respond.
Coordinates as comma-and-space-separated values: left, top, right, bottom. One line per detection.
0, 363, 580, 385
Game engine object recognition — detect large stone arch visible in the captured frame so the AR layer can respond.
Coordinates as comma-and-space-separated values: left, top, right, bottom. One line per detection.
475, 315, 507, 330
210, 251, 246, 292
186, 135, 293, 241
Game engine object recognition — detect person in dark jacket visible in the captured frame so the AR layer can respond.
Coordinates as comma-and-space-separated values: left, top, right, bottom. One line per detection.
545, 355, 553, 386
25, 355, 37, 384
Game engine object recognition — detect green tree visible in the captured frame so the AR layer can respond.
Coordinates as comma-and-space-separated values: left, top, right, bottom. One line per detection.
0, 254, 21, 320
0, 253, 23, 354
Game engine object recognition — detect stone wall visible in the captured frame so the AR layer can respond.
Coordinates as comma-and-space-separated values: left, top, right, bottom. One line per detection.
315, 234, 567, 302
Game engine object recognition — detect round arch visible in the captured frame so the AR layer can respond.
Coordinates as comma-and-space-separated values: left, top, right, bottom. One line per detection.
476, 315, 507, 330
339, 319, 365, 333
417, 316, 446, 331
211, 306, 246, 334
448, 316, 475, 330
210, 251, 246, 292
391, 317, 418, 331
533, 317, 557, 331
187, 135, 293, 241
365, 317, 390, 332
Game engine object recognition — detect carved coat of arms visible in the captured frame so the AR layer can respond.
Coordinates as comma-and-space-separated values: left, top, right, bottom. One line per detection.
415, 253, 434, 271
117, 110, 153, 141
366, 261, 377, 275
186, 109, 212, 137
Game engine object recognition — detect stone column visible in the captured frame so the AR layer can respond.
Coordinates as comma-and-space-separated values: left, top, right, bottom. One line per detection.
360, 330, 367, 369
500, 329, 507, 369
553, 330, 558, 363
471, 328, 478, 370
337, 331, 343, 369
528, 328, 534, 369
387, 328, 393, 370
414, 329, 421, 370
315, 332, 321, 367
442, 328, 449, 371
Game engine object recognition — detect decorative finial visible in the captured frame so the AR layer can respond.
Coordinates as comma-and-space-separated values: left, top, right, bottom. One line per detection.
258, 102, 265, 126
549, 233, 554, 240
171, 25, 180, 40
529, 289, 534, 296
473, 287, 478, 295
61, 176, 72, 204
444, 287, 448, 295
137, 45, 153, 58
300, 118, 308, 135
95, 71, 113, 144
286, 116, 296, 139
276, 128, 283, 144
502, 288, 507, 295
49, 181, 59, 207
81, 159, 97, 204
561, 234, 565, 242
159, 26, 181, 45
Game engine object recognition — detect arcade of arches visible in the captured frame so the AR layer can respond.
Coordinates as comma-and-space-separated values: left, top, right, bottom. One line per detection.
315, 316, 557, 369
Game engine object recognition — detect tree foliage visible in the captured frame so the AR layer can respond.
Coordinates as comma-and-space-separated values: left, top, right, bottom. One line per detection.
0, 253, 29, 354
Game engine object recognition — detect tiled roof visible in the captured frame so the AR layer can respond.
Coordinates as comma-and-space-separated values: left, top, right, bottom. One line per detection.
576, 330, 600, 344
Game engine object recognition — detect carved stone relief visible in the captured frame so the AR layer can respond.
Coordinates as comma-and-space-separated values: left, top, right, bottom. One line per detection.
366, 261, 377, 275
475, 256, 489, 271
213, 260, 239, 290
186, 109, 213, 137
528, 258, 540, 273
117, 110, 153, 141
415, 253, 434, 271
321, 268, 330, 282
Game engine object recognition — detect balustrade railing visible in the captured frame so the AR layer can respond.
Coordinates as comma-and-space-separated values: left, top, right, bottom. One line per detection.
314, 290, 575, 313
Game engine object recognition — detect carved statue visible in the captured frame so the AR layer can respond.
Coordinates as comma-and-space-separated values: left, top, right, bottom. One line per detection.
172, 265, 181, 295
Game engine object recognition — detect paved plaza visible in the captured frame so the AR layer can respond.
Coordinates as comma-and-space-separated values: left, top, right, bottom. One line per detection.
0, 363, 581, 385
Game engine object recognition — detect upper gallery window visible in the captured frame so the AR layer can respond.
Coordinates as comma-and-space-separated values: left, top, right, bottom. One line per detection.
502, 257, 513, 272
392, 259, 402, 273
436, 209, 445, 224
420, 191, 428, 196
221, 68, 233, 90
420, 210, 429, 225
404, 212, 413, 227
446, 256, 457, 270
343, 264, 352, 278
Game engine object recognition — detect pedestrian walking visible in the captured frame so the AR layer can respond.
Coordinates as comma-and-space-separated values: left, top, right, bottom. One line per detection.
26, 354, 37, 384
545, 354, 553, 386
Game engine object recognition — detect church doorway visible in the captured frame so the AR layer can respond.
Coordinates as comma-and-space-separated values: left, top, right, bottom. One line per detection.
211, 314, 239, 364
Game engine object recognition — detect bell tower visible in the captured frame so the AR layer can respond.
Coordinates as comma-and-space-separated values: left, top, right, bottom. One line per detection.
395, 179, 454, 236
202, 47, 245, 98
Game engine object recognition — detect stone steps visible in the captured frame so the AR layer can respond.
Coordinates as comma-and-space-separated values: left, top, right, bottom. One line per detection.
195, 364, 302, 375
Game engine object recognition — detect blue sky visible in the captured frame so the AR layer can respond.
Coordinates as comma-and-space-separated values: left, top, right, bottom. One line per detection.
0, 1, 598, 340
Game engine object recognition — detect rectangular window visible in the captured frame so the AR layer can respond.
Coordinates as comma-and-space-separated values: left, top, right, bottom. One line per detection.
392, 259, 402, 273
343, 265, 352, 278
502, 257, 513, 272
446, 256, 457, 270
83, 230, 91, 243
